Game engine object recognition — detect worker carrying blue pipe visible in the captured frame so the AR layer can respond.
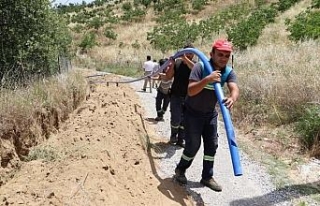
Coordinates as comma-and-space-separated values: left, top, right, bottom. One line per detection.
164, 44, 196, 148
168, 39, 241, 192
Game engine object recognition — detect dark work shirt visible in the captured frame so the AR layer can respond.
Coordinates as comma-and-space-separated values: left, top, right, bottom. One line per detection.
185, 60, 237, 114
170, 59, 192, 97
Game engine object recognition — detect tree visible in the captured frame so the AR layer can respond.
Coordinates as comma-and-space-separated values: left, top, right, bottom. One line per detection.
147, 11, 199, 53
0, 0, 72, 85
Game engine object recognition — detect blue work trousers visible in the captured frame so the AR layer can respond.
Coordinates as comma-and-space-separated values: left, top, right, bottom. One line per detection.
176, 107, 219, 179
155, 90, 170, 117
170, 95, 186, 140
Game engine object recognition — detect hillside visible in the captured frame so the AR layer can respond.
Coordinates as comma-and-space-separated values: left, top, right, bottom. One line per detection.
67, 0, 320, 189
70, 0, 320, 192
69, 0, 320, 154
0, 0, 319, 205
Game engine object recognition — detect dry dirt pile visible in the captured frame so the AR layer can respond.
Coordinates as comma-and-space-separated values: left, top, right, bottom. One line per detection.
0, 74, 193, 206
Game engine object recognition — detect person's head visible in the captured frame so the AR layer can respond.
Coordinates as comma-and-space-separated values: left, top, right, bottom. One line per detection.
153, 59, 157, 62
159, 58, 168, 66
210, 39, 233, 69
183, 43, 195, 60
147, 55, 151, 61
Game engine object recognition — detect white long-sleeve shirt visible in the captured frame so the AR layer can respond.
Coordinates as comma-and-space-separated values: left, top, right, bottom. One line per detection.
143, 60, 154, 72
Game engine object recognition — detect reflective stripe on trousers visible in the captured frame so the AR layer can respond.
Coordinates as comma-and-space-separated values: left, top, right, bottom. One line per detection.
170, 95, 185, 137
176, 107, 218, 179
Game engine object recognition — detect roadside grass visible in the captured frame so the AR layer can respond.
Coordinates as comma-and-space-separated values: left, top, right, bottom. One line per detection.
0, 71, 88, 161
96, 61, 143, 78
25, 145, 60, 162
234, 40, 320, 156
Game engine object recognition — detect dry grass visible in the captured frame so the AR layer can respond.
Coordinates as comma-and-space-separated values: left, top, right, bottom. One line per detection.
257, 0, 313, 46
185, 0, 240, 20
86, 0, 248, 67
81, 0, 319, 129
0, 71, 87, 165
72, 0, 320, 155
234, 38, 320, 126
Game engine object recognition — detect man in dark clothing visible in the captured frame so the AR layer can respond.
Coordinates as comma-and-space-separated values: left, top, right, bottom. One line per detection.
174, 39, 240, 192
164, 44, 195, 147
154, 58, 172, 121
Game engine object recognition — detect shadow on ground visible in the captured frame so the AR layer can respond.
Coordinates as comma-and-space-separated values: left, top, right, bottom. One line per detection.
145, 117, 159, 124
143, 133, 203, 205
151, 141, 183, 159
230, 181, 320, 206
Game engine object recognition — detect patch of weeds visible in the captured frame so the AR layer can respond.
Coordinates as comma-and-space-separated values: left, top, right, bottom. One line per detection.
149, 142, 163, 154
297, 201, 307, 206
25, 146, 59, 162
264, 155, 291, 188
137, 134, 150, 151
138, 134, 164, 154
312, 194, 320, 203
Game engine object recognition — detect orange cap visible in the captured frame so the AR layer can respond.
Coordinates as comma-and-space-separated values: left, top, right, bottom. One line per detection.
212, 39, 233, 52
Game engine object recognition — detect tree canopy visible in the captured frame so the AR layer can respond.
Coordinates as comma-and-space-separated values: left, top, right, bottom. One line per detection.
0, 0, 72, 86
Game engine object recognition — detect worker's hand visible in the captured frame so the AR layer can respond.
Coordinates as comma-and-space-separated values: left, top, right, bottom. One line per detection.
159, 73, 166, 78
168, 57, 175, 64
205, 71, 221, 84
222, 97, 235, 109
181, 54, 189, 64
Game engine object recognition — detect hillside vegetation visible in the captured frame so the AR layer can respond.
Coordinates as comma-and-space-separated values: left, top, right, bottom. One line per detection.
0, 0, 319, 194
56, 0, 320, 158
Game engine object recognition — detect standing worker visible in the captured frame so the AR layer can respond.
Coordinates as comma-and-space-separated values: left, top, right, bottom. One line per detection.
165, 44, 195, 147
174, 39, 240, 192
154, 58, 172, 121
142, 55, 154, 93
151, 59, 160, 88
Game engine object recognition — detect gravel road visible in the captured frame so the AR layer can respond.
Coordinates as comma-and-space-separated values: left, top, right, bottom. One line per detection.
129, 80, 319, 206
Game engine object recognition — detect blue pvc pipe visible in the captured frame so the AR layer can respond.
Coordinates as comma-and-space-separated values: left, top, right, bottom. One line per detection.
161, 48, 242, 176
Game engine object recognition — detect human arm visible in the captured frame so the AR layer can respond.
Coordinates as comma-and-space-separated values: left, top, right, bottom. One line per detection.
161, 59, 175, 80
223, 82, 239, 109
181, 54, 194, 70
158, 73, 165, 80
188, 70, 221, 97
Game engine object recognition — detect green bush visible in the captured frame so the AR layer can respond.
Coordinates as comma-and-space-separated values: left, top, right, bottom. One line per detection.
121, 8, 146, 22
296, 105, 320, 151
286, 10, 320, 41
72, 24, 85, 33
277, 0, 302, 12
78, 31, 98, 53
0, 0, 72, 84
87, 16, 104, 30
122, 2, 132, 11
192, 0, 208, 11
311, 0, 320, 8
104, 27, 118, 40
227, 6, 277, 50
154, 0, 187, 13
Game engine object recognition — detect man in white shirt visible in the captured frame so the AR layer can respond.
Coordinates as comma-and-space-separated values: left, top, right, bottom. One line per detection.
151, 59, 160, 88
142, 55, 154, 93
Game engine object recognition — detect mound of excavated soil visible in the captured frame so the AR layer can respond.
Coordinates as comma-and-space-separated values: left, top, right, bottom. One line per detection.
0, 72, 194, 206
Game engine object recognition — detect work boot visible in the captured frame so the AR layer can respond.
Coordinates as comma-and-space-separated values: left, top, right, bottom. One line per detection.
176, 139, 185, 148
169, 134, 178, 145
200, 178, 222, 192
154, 116, 164, 121
177, 128, 185, 141
174, 168, 187, 184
